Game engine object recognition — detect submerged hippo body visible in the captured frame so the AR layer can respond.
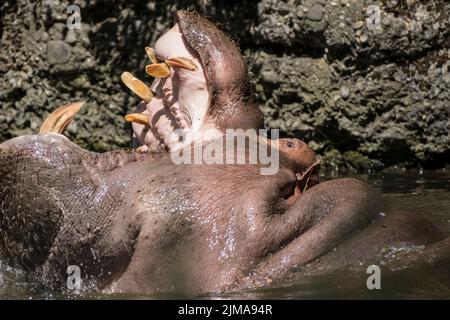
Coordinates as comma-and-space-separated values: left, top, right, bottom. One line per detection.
1, 133, 445, 294
1, 133, 448, 294
0, 11, 449, 295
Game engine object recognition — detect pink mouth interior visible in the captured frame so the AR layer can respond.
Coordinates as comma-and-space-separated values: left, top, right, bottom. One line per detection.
132, 24, 219, 152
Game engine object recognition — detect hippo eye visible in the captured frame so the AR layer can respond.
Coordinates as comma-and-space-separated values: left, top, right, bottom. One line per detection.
287, 141, 295, 149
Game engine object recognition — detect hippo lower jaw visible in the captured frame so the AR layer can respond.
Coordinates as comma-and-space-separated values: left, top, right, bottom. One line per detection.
0, 133, 447, 295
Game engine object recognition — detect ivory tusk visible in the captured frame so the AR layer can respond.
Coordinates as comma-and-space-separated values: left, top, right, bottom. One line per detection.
39, 101, 85, 134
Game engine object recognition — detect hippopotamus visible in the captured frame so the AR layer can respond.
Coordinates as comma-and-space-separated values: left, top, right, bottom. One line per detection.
0, 10, 448, 296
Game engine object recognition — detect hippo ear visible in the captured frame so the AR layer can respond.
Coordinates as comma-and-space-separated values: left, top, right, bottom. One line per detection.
175, 10, 263, 131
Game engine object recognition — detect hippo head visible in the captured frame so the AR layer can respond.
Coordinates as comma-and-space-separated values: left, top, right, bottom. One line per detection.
126, 10, 264, 152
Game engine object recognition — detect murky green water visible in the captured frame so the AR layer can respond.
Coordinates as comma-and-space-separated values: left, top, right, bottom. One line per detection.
1, 170, 449, 299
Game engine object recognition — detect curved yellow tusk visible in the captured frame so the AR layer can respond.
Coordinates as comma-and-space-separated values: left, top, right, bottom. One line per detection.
145, 63, 171, 78
124, 113, 150, 126
39, 101, 85, 134
165, 57, 197, 71
121, 71, 153, 102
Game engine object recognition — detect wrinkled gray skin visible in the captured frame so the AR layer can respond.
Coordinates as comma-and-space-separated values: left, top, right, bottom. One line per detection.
1, 134, 448, 295
0, 11, 449, 295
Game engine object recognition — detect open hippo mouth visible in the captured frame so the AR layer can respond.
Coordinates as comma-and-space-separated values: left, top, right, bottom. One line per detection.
40, 100, 321, 202
0, 10, 328, 294
121, 11, 263, 152
38, 10, 320, 196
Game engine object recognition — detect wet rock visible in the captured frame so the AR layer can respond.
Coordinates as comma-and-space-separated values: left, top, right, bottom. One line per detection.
352, 21, 364, 30
47, 40, 71, 65
359, 34, 368, 43
306, 4, 324, 21
65, 30, 77, 44
340, 87, 350, 99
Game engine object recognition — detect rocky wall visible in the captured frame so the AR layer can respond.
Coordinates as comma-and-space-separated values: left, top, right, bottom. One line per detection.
1, 0, 449, 171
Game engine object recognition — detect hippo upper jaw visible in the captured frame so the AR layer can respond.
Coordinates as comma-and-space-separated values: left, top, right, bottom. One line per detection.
127, 10, 263, 153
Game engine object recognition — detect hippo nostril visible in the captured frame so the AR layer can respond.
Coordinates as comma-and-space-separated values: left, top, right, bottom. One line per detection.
287, 141, 294, 149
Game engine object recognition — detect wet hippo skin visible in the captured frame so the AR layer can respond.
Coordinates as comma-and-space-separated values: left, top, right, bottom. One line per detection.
0, 11, 448, 295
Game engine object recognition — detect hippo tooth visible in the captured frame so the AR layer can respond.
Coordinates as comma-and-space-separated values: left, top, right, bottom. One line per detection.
165, 57, 197, 71
121, 72, 153, 102
145, 63, 171, 78
145, 47, 157, 64
39, 101, 85, 134
124, 113, 150, 126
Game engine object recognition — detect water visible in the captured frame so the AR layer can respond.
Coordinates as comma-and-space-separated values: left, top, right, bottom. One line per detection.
1, 170, 449, 299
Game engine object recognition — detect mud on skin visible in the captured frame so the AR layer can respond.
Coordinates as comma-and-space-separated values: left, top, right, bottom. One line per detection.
0, 10, 449, 296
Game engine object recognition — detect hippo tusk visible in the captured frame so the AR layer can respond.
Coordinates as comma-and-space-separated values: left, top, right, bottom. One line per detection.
39, 101, 85, 134
165, 57, 197, 71
296, 159, 321, 193
145, 63, 171, 78
121, 72, 153, 102
124, 113, 150, 126
145, 47, 157, 64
